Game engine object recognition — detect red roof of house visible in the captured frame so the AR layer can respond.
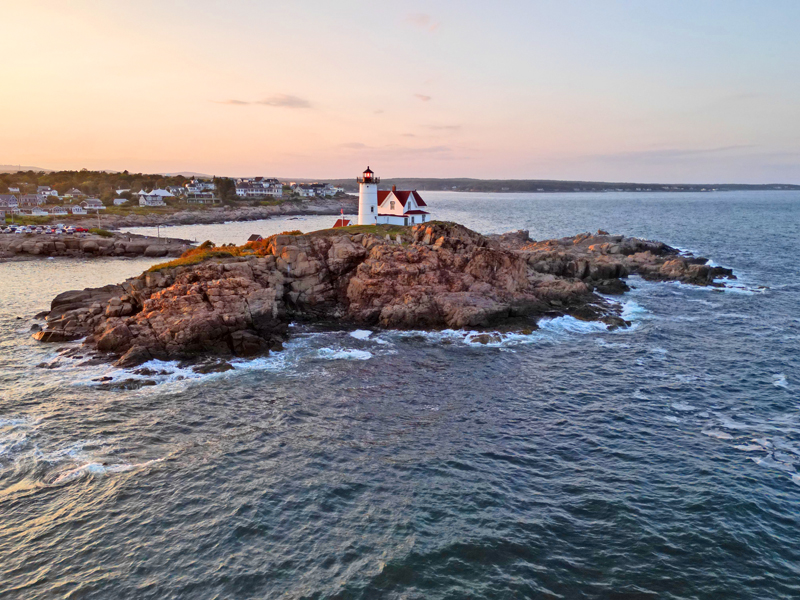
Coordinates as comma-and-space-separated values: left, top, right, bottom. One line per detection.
403, 210, 429, 215
377, 189, 427, 208
333, 218, 351, 228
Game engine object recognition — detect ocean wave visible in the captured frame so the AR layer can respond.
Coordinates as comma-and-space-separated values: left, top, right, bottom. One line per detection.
349, 329, 373, 340
773, 374, 789, 389
596, 339, 632, 349
538, 316, 609, 335
671, 402, 697, 412
750, 455, 796, 474
316, 348, 373, 360
620, 299, 649, 321
49, 457, 166, 485
702, 429, 735, 440
686, 298, 722, 308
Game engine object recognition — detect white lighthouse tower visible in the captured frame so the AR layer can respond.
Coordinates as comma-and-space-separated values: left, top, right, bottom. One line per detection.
357, 166, 379, 225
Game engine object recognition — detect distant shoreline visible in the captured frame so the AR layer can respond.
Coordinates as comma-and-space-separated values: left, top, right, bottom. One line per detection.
326, 179, 800, 194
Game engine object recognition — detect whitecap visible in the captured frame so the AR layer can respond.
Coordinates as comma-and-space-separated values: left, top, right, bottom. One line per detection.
50, 457, 165, 485
773, 374, 789, 389
620, 300, 649, 321
349, 329, 373, 340
734, 444, 765, 452
664, 416, 681, 424
792, 474, 800, 487
715, 415, 750, 431
40, 439, 107, 463
671, 402, 697, 412
750, 455, 796, 473
538, 316, 608, 335
595, 339, 631, 349
702, 429, 734, 440
316, 348, 373, 361
686, 299, 722, 308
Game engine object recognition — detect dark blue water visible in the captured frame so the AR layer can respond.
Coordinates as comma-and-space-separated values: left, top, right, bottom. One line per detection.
1, 192, 799, 598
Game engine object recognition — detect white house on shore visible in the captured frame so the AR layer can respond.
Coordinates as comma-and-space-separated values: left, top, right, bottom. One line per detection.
235, 178, 282, 199
138, 189, 173, 207
70, 206, 86, 215
357, 167, 431, 226
81, 198, 106, 211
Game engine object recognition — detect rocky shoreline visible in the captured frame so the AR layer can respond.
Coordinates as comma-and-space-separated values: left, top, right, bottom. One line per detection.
0, 232, 193, 262
32, 222, 735, 369
61, 197, 359, 230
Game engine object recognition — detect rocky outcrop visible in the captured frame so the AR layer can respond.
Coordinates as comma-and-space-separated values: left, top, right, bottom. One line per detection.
0, 232, 192, 262
33, 223, 735, 366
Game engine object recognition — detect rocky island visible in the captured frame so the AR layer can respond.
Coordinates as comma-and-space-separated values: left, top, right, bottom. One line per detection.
33, 222, 734, 368
0, 231, 193, 261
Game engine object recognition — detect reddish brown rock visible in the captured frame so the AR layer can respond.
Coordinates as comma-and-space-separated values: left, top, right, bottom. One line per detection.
33, 222, 735, 367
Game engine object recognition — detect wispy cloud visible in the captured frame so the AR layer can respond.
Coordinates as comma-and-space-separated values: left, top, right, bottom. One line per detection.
414, 94, 432, 102
407, 13, 440, 32
426, 124, 460, 131
338, 142, 456, 159
595, 145, 755, 162
215, 94, 311, 108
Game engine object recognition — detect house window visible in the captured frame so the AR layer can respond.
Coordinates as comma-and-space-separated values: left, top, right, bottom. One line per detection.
370, 206, 374, 213
411, 217, 415, 224
390, 200, 395, 210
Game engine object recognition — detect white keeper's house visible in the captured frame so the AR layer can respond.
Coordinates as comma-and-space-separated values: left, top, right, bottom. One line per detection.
356, 167, 430, 226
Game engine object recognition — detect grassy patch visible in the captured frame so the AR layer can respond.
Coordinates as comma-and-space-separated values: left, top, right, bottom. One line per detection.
147, 241, 244, 272
89, 227, 114, 238
5, 215, 52, 226
305, 224, 410, 238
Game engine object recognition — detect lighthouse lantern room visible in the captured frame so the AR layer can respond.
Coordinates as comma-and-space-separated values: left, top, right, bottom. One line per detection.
357, 166, 379, 225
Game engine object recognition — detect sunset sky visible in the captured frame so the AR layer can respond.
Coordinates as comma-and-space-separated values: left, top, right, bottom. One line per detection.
2, 0, 799, 182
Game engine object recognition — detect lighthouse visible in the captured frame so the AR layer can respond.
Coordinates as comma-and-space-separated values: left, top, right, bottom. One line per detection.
357, 166, 379, 225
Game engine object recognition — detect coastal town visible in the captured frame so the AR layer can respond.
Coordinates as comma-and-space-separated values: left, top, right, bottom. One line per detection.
0, 174, 347, 224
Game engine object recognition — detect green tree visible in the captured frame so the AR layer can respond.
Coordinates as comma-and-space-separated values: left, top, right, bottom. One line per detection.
213, 177, 236, 205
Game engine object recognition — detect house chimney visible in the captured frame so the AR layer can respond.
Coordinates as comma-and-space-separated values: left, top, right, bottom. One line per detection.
391, 185, 396, 192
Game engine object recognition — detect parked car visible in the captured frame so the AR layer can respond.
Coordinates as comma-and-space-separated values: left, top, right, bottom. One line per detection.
75, 227, 89, 233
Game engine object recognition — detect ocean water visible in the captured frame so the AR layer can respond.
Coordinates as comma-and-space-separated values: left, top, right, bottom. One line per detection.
2, 191, 799, 599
